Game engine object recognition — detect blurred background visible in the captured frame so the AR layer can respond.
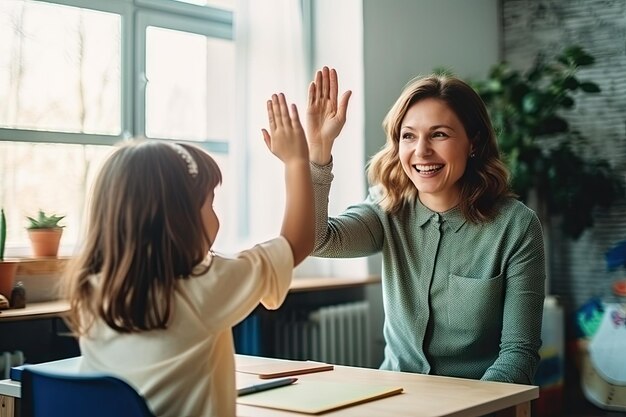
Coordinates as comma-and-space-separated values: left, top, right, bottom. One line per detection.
0, 1, 625, 416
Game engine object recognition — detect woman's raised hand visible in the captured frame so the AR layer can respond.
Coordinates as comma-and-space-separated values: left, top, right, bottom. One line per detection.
262, 93, 308, 164
306, 67, 352, 165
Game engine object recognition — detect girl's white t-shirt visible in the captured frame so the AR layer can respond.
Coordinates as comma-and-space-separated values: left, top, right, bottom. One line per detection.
79, 236, 293, 417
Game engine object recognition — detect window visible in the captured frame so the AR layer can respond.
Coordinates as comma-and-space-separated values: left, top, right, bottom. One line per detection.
0, 2, 121, 135
0, 0, 235, 254
0, 0, 368, 279
144, 27, 234, 141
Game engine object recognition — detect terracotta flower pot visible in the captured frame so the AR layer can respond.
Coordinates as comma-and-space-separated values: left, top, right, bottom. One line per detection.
28, 228, 63, 257
0, 260, 18, 299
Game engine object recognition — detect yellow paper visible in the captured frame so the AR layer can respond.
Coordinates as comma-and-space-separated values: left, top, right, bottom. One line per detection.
237, 380, 403, 414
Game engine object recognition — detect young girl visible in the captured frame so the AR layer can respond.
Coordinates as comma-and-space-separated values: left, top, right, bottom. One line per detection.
63, 93, 313, 417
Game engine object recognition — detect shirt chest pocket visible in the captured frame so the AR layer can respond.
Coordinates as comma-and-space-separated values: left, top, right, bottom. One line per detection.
447, 273, 504, 332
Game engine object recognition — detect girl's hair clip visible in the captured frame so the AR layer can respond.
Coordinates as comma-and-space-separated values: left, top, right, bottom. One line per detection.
170, 143, 198, 177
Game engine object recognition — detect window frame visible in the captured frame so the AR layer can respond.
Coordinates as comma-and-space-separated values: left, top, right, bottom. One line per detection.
0, 0, 235, 256
1, 0, 320, 262
0, 0, 234, 154
135, 8, 233, 153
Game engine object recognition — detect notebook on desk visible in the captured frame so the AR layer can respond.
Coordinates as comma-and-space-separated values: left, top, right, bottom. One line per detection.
236, 360, 333, 379
237, 380, 403, 414
10, 356, 82, 382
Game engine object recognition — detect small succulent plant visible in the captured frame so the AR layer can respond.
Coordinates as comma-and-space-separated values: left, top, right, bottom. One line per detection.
26, 210, 65, 230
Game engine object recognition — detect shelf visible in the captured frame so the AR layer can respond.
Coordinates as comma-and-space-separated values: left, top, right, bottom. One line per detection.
0, 300, 70, 322
289, 275, 381, 292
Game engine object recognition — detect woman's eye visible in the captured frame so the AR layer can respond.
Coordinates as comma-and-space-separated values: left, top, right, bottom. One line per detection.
432, 131, 448, 139
400, 133, 413, 140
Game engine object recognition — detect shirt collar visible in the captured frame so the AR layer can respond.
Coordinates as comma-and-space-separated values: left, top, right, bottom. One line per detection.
415, 198, 467, 232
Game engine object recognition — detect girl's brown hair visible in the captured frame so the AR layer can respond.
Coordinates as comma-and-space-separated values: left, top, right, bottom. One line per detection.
367, 74, 514, 222
63, 140, 222, 334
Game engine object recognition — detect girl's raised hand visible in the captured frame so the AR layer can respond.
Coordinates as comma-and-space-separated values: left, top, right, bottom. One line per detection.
262, 93, 308, 163
261, 93, 314, 267
306, 66, 352, 165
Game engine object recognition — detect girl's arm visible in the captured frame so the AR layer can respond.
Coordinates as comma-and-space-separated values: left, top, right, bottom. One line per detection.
262, 93, 314, 266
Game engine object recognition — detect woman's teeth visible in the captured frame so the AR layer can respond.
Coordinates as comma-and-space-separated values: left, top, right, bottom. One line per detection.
414, 164, 443, 173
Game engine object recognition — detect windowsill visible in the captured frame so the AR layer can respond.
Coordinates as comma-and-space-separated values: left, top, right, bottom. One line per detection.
12, 257, 71, 276
4, 243, 75, 259
0, 275, 381, 322
8, 257, 381, 293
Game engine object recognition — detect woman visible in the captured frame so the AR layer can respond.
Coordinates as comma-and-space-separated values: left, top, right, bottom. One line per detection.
306, 67, 545, 384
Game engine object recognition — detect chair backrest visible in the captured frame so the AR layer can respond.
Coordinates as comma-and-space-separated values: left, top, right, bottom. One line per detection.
21, 368, 155, 417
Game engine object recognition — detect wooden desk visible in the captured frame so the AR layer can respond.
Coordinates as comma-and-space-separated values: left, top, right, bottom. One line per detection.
0, 355, 537, 417
235, 355, 537, 417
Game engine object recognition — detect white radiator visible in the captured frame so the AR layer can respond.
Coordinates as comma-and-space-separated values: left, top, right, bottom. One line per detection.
273, 301, 371, 367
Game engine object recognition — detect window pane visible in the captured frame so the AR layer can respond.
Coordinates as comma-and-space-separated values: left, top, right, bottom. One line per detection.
0, 1, 121, 135
145, 26, 235, 142
0, 141, 232, 256
0, 141, 114, 253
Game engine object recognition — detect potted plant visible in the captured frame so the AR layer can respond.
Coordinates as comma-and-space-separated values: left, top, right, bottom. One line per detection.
26, 210, 65, 257
470, 45, 625, 239
0, 208, 18, 300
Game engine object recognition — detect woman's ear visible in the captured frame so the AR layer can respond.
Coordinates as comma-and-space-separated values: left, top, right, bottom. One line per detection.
470, 132, 481, 158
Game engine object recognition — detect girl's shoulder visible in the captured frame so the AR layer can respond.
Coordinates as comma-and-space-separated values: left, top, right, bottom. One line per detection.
199, 237, 292, 273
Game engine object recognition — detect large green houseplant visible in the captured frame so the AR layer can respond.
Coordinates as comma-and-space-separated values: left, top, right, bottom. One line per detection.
471, 46, 624, 239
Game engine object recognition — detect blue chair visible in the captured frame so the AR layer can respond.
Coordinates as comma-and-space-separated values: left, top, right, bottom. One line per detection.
21, 368, 155, 417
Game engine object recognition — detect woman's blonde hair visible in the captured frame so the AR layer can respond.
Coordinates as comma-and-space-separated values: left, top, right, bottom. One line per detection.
63, 140, 222, 334
367, 74, 514, 222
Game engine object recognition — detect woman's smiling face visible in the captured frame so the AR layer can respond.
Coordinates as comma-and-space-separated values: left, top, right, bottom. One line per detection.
398, 97, 472, 212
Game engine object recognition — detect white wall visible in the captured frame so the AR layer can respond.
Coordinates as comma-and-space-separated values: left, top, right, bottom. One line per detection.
362, 0, 501, 161
313, 0, 502, 367
304, 0, 369, 278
